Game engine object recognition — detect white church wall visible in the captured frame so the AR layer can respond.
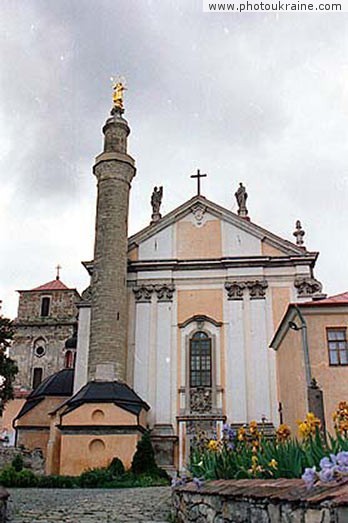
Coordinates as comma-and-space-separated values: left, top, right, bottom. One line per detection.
247, 298, 272, 421
155, 301, 173, 425
74, 306, 91, 393
224, 299, 248, 423
134, 302, 152, 406
222, 221, 262, 257
138, 226, 173, 260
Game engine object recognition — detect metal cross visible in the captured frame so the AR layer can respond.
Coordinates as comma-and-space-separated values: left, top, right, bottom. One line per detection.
56, 264, 62, 280
190, 169, 207, 196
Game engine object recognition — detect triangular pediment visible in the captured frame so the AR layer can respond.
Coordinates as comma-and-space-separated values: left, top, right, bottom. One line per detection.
128, 195, 312, 259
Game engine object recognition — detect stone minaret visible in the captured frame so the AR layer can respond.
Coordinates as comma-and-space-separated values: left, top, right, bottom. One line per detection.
88, 87, 136, 382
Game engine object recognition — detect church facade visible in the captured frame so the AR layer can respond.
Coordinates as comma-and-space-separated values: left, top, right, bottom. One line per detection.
11, 88, 325, 475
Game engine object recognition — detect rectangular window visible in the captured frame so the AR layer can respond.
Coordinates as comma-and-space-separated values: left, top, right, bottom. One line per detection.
40, 297, 50, 317
327, 328, 348, 366
32, 368, 43, 389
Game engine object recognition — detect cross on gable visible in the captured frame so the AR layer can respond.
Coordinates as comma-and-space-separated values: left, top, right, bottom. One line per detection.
56, 264, 62, 280
190, 169, 207, 196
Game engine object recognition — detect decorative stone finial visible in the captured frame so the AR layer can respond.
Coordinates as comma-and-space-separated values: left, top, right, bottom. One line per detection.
235, 182, 249, 219
293, 220, 305, 246
150, 186, 163, 224
111, 77, 127, 114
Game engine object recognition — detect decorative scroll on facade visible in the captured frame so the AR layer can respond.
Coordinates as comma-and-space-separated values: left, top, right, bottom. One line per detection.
295, 277, 323, 297
247, 279, 268, 300
81, 285, 92, 303
224, 281, 245, 300
189, 388, 212, 413
224, 279, 268, 300
155, 284, 175, 302
132, 284, 154, 303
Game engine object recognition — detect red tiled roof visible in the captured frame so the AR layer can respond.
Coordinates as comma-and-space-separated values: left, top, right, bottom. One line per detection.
31, 278, 70, 291
302, 291, 348, 306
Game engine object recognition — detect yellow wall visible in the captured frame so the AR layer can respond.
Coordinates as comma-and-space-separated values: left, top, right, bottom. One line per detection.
276, 308, 348, 435
59, 433, 139, 475
16, 397, 67, 428
17, 429, 50, 457
276, 329, 307, 434
305, 310, 348, 433
1, 399, 25, 433
177, 220, 222, 259
272, 288, 291, 331
61, 403, 138, 427
261, 241, 285, 257
178, 289, 223, 324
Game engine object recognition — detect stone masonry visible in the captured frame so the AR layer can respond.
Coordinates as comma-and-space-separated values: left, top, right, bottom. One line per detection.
88, 107, 136, 382
12, 284, 80, 389
172, 479, 348, 523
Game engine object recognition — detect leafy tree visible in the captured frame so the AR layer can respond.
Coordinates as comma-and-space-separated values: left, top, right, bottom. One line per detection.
0, 314, 18, 414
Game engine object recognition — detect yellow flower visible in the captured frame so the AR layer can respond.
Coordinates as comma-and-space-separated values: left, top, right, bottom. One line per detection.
207, 439, 219, 452
237, 427, 247, 442
297, 412, 320, 440
276, 424, 291, 442
333, 401, 348, 435
269, 459, 278, 469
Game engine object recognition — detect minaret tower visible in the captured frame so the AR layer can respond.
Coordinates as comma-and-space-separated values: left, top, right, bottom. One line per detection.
88, 81, 136, 382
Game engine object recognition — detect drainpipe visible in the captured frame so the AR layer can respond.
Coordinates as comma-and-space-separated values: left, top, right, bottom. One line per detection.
293, 305, 312, 390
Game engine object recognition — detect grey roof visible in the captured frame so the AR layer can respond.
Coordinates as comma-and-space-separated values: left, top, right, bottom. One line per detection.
62, 380, 150, 416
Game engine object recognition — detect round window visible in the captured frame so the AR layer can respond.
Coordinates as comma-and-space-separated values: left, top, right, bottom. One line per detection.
35, 346, 45, 358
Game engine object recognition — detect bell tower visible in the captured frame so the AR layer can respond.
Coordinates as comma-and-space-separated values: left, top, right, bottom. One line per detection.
88, 82, 136, 382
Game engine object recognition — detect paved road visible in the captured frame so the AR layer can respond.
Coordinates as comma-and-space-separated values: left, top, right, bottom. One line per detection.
8, 487, 172, 523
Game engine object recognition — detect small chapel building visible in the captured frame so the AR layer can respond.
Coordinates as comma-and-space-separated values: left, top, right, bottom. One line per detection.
9, 88, 325, 475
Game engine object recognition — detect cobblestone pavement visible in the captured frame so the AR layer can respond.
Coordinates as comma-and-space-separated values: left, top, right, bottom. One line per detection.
7, 487, 172, 523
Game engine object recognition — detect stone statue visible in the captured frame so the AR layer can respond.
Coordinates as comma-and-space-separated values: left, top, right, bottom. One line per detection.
112, 81, 126, 110
150, 186, 163, 224
293, 220, 305, 247
235, 182, 248, 217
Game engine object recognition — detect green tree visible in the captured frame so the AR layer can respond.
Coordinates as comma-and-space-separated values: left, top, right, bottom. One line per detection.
131, 431, 158, 475
0, 314, 18, 414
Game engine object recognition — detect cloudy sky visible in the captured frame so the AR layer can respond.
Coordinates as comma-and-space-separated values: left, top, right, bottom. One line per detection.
1, 0, 348, 318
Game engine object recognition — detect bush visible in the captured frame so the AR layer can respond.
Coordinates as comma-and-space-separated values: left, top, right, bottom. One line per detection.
108, 457, 125, 477
0, 466, 18, 487
78, 467, 113, 488
16, 469, 38, 487
131, 431, 158, 476
11, 454, 24, 472
37, 475, 76, 488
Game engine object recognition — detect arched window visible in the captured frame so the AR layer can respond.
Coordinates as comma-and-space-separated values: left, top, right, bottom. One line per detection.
189, 331, 212, 387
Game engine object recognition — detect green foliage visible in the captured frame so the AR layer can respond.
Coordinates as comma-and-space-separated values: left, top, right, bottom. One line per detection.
11, 454, 24, 472
0, 315, 18, 414
37, 475, 76, 488
108, 457, 125, 477
189, 427, 348, 481
131, 430, 158, 476
78, 467, 113, 488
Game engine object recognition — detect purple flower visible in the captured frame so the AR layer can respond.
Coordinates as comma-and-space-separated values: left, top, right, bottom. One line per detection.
337, 451, 348, 469
320, 457, 333, 469
302, 467, 317, 489
319, 466, 335, 483
192, 477, 204, 489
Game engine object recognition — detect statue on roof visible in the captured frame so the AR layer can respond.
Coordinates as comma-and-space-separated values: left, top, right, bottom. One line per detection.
112, 80, 127, 111
151, 186, 163, 224
235, 182, 248, 218
293, 220, 305, 247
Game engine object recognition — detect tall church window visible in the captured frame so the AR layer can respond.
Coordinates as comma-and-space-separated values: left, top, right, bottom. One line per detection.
32, 368, 43, 389
189, 331, 212, 387
40, 297, 51, 317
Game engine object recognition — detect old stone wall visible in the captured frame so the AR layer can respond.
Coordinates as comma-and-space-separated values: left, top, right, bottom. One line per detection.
0, 447, 45, 475
172, 479, 348, 523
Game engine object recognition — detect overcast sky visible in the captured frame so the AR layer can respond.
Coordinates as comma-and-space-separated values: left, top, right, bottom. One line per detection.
1, 0, 347, 318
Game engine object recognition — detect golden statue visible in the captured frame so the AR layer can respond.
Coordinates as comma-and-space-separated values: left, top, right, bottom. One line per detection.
112, 81, 126, 110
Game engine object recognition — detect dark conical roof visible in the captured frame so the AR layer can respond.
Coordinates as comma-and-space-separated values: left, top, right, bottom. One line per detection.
15, 369, 74, 421
62, 380, 150, 416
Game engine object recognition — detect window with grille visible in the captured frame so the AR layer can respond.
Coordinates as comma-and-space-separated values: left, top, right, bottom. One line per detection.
189, 331, 212, 387
327, 328, 348, 366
